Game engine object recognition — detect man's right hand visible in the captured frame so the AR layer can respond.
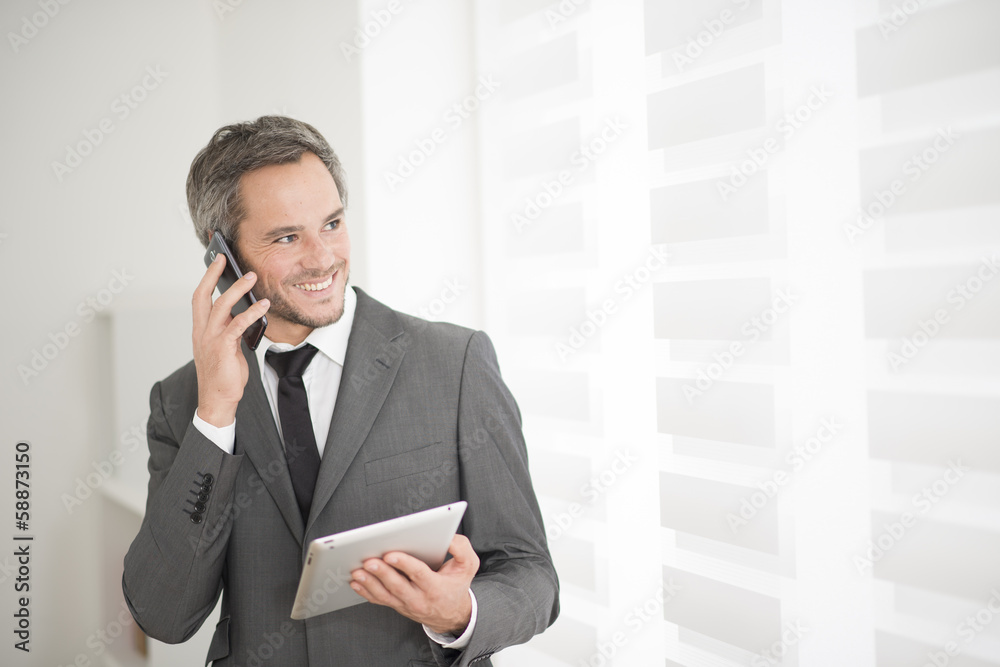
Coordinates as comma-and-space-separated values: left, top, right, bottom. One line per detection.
192, 253, 270, 428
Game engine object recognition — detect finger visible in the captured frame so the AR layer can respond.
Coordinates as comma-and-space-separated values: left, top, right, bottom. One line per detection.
193, 253, 226, 338
220, 297, 270, 344
382, 552, 434, 587
351, 565, 404, 607
364, 558, 420, 597
348, 574, 377, 604
206, 269, 259, 330
445, 534, 479, 570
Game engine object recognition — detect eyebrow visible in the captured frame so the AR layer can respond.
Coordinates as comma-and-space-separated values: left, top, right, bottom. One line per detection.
262, 207, 345, 241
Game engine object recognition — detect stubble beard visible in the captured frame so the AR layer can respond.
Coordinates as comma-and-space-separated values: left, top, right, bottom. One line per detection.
247, 256, 350, 330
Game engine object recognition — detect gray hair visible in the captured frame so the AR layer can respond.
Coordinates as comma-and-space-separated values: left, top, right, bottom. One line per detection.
186, 115, 348, 248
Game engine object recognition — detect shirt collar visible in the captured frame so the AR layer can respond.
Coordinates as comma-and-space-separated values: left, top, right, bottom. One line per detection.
253, 284, 358, 371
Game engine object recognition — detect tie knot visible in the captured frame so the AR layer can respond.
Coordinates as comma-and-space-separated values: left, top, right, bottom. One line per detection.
266, 344, 319, 379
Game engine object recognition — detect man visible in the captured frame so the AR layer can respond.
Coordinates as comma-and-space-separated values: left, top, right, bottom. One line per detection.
122, 116, 558, 666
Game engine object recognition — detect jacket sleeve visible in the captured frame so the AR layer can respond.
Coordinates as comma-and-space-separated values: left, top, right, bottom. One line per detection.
122, 378, 244, 644
434, 330, 560, 666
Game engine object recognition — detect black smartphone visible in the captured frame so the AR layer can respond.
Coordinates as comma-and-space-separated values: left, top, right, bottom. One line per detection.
203, 233, 268, 351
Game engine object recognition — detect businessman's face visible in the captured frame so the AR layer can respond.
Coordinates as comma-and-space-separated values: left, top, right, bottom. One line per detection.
233, 151, 351, 345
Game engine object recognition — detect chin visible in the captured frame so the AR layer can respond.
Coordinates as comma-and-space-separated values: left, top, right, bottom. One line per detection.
263, 287, 346, 331
294, 298, 346, 329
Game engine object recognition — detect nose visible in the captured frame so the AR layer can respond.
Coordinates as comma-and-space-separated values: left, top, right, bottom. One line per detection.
300, 231, 335, 272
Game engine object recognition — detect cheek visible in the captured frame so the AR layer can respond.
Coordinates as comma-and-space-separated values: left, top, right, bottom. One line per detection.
254, 256, 291, 287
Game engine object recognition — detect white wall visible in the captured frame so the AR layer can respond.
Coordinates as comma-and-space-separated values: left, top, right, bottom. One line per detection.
355, 0, 483, 328
1, 1, 224, 664
0, 1, 366, 665
471, 0, 1000, 665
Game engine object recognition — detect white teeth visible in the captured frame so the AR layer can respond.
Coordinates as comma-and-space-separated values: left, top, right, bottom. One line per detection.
294, 275, 334, 291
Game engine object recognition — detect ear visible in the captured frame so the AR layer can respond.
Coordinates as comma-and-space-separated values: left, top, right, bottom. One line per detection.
208, 230, 214, 242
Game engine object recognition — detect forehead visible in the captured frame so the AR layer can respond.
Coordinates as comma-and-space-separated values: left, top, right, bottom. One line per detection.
238, 152, 342, 231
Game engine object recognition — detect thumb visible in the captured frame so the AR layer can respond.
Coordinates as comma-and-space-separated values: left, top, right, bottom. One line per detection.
441, 534, 479, 574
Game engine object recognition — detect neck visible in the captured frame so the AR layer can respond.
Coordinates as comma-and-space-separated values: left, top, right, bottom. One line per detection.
266, 321, 313, 346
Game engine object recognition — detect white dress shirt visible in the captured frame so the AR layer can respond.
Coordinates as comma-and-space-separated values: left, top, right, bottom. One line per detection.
192, 285, 476, 649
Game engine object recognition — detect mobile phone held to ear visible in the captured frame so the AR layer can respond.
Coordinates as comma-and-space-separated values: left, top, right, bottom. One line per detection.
203, 233, 268, 351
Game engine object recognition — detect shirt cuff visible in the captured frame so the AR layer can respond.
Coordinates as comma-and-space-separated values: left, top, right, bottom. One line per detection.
423, 588, 477, 650
193, 410, 236, 455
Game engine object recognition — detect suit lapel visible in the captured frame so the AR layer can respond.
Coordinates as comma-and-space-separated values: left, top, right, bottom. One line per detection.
236, 343, 306, 542
306, 288, 406, 535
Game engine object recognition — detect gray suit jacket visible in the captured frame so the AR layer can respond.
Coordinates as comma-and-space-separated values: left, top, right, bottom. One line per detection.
122, 287, 559, 666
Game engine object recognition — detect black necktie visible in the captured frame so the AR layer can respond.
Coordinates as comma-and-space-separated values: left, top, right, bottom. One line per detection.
266, 344, 322, 521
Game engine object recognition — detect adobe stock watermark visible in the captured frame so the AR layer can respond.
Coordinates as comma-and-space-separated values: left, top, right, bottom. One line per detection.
555, 247, 669, 362
717, 85, 832, 201
291, 567, 352, 617
54, 601, 144, 667
887, 255, 999, 371
190, 405, 507, 552
0, 555, 18, 586
416, 278, 466, 320
921, 589, 1000, 667
349, 277, 467, 392
178, 200, 195, 229
189, 441, 310, 556
844, 127, 958, 244
387, 409, 518, 516
546, 449, 638, 542
673, 0, 755, 72
7, 0, 72, 54
240, 621, 298, 667
544, 0, 588, 28
17, 269, 134, 385
751, 620, 809, 667
578, 579, 682, 667
511, 116, 628, 233
854, 460, 969, 574
212, 0, 246, 20
51, 65, 169, 182
728, 417, 843, 533
340, 0, 416, 61
877, 0, 927, 39
392, 462, 458, 515
383, 75, 500, 192
683, 289, 797, 403
61, 423, 146, 513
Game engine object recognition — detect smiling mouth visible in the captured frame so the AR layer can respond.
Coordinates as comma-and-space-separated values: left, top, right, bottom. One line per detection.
293, 274, 334, 292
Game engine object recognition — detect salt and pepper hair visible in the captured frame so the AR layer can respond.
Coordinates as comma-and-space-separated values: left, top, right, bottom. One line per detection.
186, 115, 348, 248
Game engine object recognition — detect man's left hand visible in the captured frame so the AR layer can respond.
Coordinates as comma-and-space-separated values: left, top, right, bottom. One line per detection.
350, 534, 480, 635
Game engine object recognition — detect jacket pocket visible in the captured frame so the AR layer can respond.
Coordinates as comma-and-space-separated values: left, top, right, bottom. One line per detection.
365, 442, 447, 485
206, 615, 230, 663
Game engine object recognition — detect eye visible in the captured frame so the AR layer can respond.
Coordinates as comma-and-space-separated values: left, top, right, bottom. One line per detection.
275, 234, 296, 244
324, 219, 341, 231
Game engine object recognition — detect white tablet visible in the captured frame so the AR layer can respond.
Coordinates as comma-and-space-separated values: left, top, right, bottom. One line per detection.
290, 501, 467, 620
